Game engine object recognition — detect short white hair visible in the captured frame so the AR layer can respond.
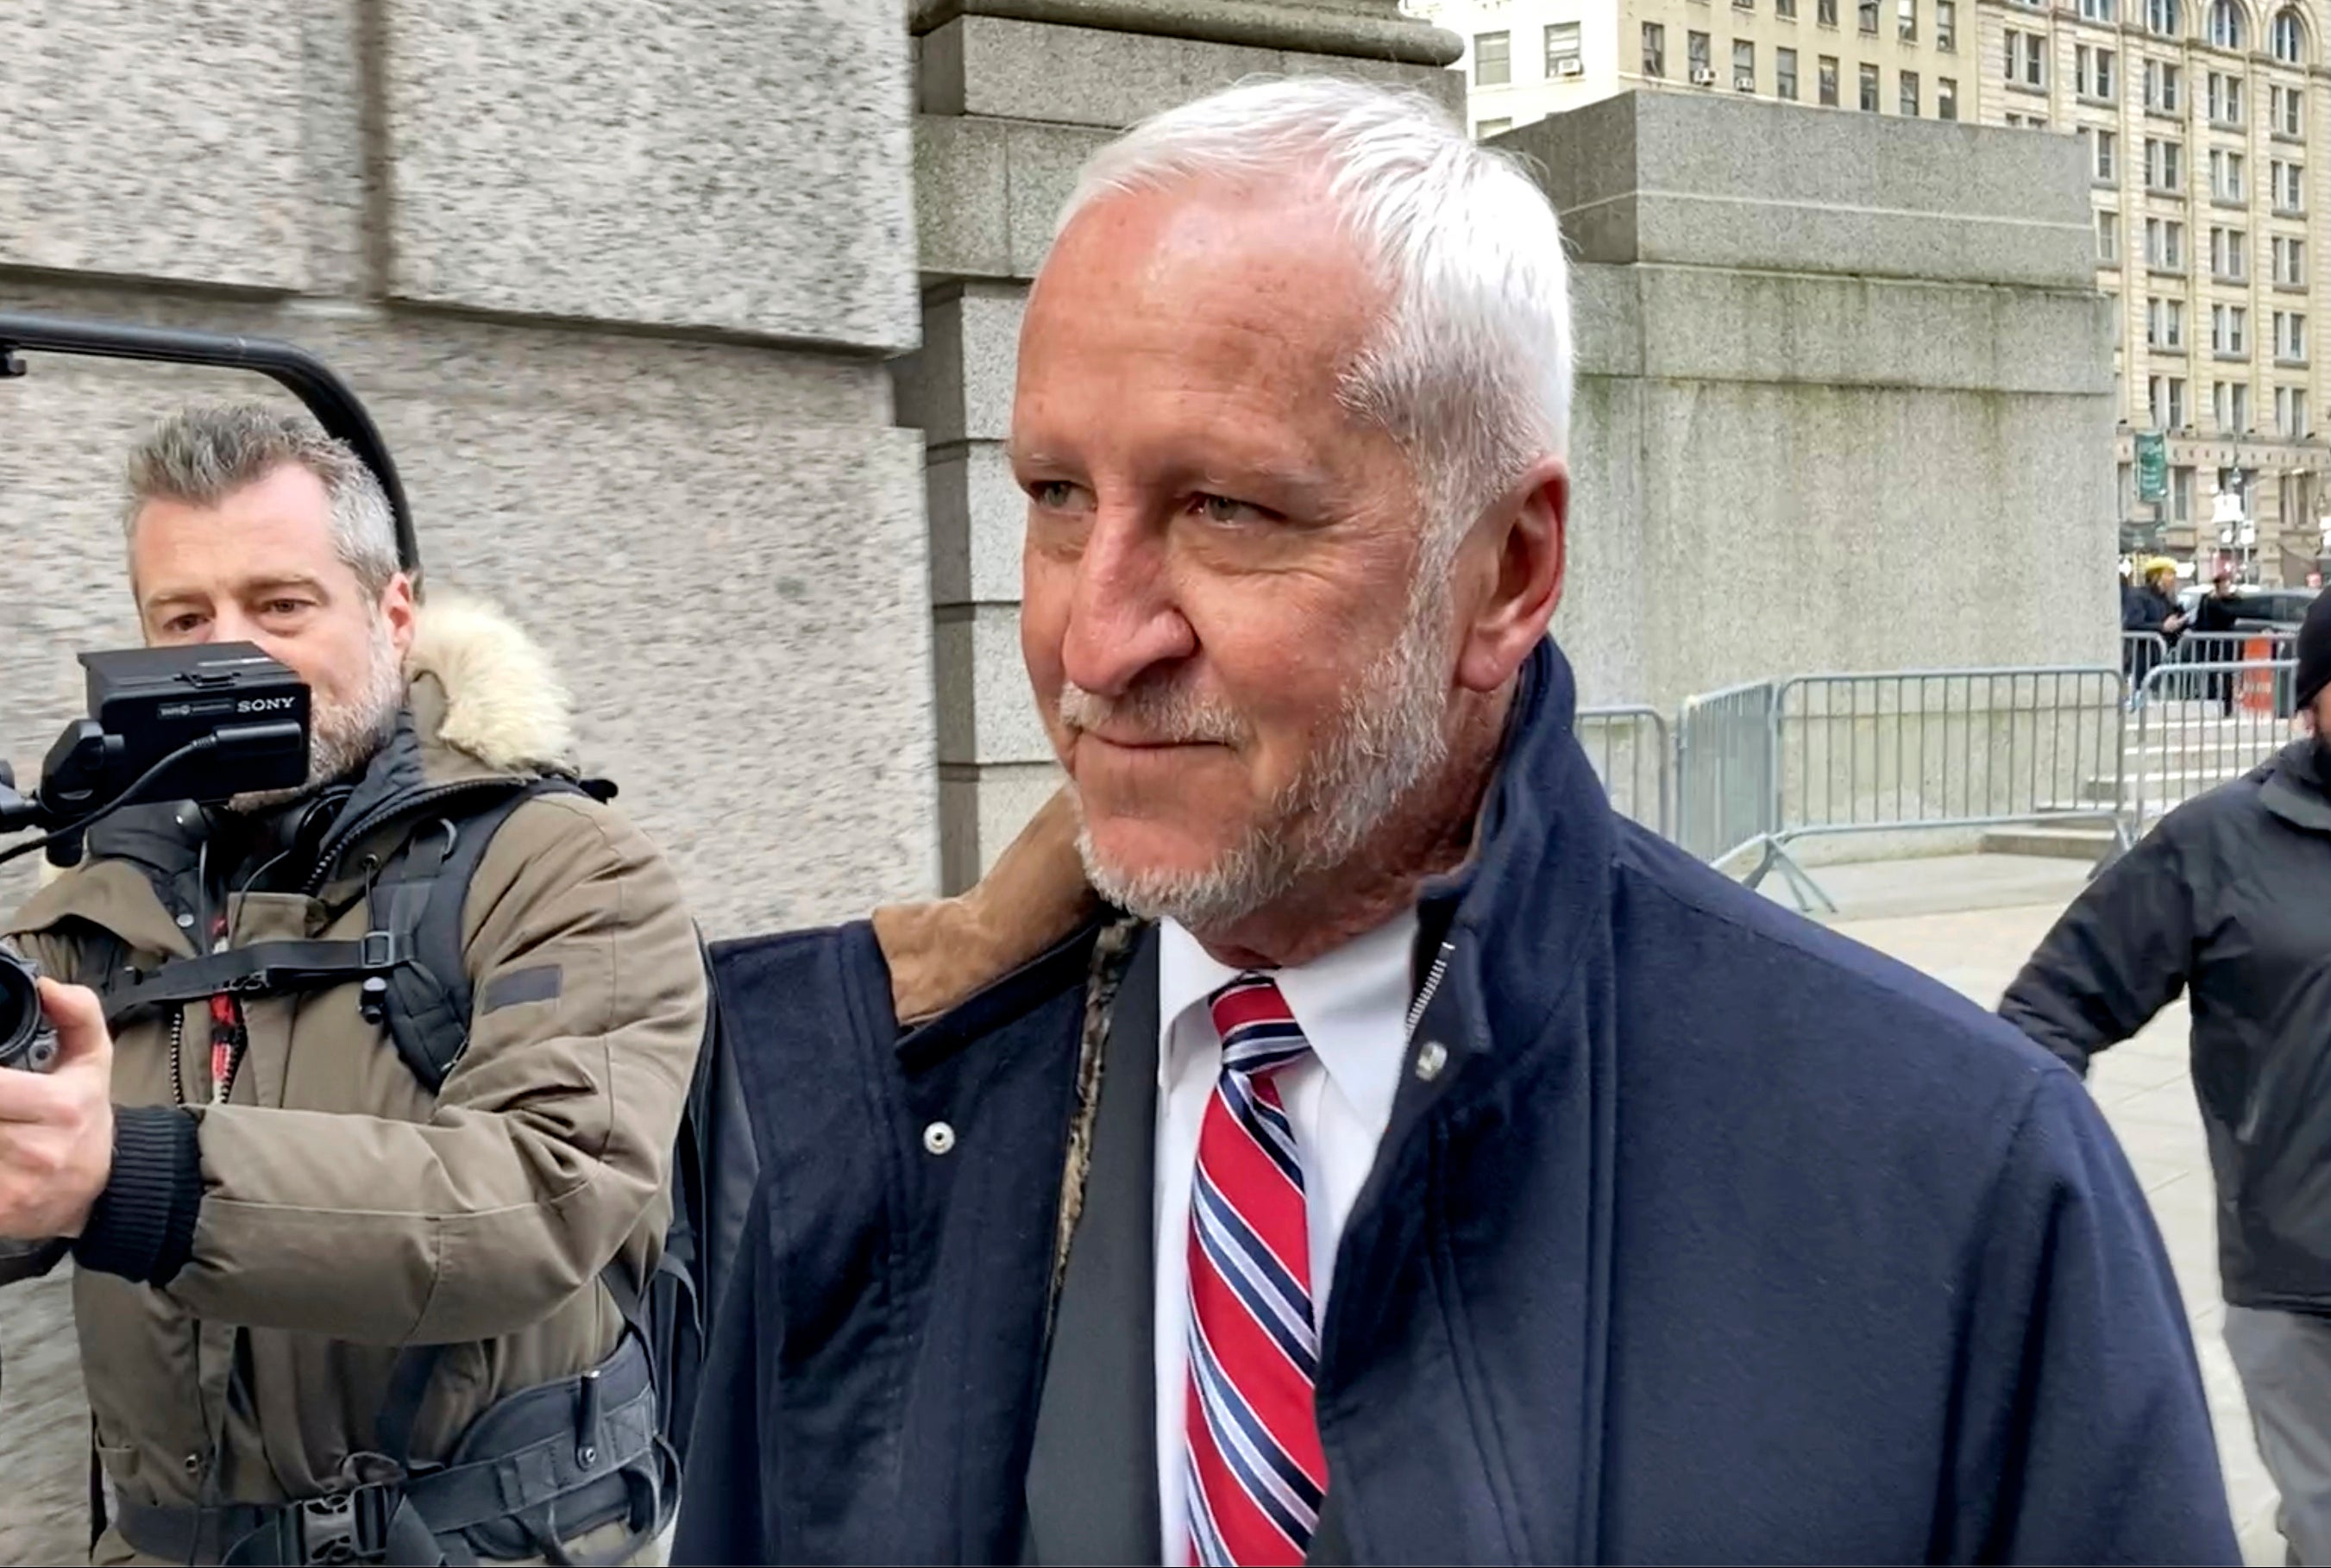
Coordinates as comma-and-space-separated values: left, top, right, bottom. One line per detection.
1055, 74, 1574, 556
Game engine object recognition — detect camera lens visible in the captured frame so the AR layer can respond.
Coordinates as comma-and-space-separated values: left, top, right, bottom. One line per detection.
0, 954, 49, 1071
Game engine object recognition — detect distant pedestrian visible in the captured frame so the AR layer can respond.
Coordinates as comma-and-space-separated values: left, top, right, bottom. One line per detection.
2125, 557, 2188, 698
2190, 568, 2246, 714
2001, 586, 2331, 1567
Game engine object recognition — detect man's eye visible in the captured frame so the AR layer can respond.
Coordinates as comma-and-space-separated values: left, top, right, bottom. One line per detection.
1027, 480, 1079, 509
1193, 493, 1266, 525
163, 616, 204, 636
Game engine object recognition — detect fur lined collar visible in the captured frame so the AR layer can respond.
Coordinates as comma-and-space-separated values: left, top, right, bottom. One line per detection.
406, 591, 576, 774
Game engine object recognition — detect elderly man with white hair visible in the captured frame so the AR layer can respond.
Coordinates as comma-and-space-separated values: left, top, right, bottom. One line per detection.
680, 78, 2237, 1565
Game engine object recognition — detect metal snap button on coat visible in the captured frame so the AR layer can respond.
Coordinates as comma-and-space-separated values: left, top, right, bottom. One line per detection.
1414, 1040, 1450, 1082
922, 1120, 957, 1156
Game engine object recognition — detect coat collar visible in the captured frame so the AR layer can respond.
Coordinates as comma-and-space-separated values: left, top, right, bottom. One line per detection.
2262, 737, 2331, 834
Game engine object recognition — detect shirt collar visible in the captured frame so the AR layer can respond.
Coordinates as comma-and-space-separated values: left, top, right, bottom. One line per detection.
1157, 908, 1421, 1138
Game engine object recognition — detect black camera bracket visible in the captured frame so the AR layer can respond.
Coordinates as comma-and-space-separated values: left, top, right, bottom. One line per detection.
0, 310, 421, 585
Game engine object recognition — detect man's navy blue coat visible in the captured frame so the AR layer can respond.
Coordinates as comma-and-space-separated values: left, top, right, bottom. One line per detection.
680, 640, 2238, 1565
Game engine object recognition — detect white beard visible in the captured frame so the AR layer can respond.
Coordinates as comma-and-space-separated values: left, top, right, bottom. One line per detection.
1063, 561, 1455, 936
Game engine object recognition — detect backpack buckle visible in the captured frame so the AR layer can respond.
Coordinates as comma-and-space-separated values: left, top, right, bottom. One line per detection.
359, 931, 400, 972
291, 1480, 394, 1564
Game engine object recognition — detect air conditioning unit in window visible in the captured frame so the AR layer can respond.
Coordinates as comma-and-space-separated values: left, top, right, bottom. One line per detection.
1735, 72, 1756, 90
1558, 58, 1586, 76
1692, 65, 1718, 84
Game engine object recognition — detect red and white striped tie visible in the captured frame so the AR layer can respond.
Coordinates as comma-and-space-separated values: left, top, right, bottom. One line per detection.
1184, 974, 1329, 1566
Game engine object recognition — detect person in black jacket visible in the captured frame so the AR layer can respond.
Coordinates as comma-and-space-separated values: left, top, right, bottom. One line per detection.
2001, 584, 2331, 1566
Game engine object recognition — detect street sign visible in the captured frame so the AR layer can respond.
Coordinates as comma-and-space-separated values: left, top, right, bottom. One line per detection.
2137, 432, 2168, 500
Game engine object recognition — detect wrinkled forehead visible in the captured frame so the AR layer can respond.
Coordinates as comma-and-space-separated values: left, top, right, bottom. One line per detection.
1014, 182, 1404, 472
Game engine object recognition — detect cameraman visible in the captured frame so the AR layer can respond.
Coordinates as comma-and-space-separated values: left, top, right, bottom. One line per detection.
0, 404, 706, 1565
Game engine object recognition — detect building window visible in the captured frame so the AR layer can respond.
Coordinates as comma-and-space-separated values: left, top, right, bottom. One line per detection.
1819, 53, 1840, 103
1547, 22, 1583, 76
1473, 31, 1511, 85
1895, 69, 1918, 114
2207, 147, 2241, 200
2081, 0, 2117, 18
2211, 225, 2248, 279
2208, 0, 2246, 48
2215, 380, 2252, 430
1936, 0, 1957, 47
2150, 375, 2190, 427
1643, 22, 1668, 77
1860, 0, 1880, 31
1899, 0, 1918, 39
2213, 302, 2250, 353
2279, 386, 2312, 436
2207, 71, 2242, 123
2274, 159, 2305, 212
2272, 6, 2306, 61
2149, 296, 2187, 347
2081, 126, 2118, 179
2277, 310, 2308, 361
1689, 29, 1712, 80
2148, 0, 2183, 34
1938, 76, 1958, 118
1778, 47, 1801, 97
1735, 39, 1756, 89
2005, 111, 2049, 129
2275, 233, 2307, 285
1778, 0, 1798, 16
1476, 117, 1513, 138
2273, 84, 2304, 137
2075, 46, 2116, 97
2146, 138, 2185, 191
1860, 60, 1882, 109
1819, 0, 1838, 23
2146, 60, 2183, 113
2100, 208, 2124, 260
2006, 29, 2046, 88
2146, 215, 2187, 268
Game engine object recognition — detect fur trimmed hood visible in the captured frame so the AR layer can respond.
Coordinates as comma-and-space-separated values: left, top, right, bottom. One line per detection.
405, 590, 577, 775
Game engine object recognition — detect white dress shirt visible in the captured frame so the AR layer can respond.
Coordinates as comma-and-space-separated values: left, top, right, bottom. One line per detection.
1152, 908, 1419, 1565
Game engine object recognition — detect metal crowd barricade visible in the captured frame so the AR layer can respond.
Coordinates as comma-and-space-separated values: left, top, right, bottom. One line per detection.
1674, 680, 1783, 875
1753, 667, 2130, 912
2121, 630, 2168, 695
2130, 655, 2296, 830
1575, 705, 1672, 837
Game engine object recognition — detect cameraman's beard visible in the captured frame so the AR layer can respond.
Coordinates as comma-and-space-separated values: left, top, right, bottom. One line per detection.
226, 618, 407, 815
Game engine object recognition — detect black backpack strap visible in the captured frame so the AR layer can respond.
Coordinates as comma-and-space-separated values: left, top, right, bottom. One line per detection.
368, 777, 590, 1094
99, 935, 418, 1025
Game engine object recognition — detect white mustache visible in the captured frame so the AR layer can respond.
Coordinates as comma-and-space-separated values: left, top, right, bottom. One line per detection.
1058, 681, 1247, 746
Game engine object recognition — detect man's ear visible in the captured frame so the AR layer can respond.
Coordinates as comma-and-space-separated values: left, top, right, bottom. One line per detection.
1456, 457, 1567, 695
381, 572, 419, 659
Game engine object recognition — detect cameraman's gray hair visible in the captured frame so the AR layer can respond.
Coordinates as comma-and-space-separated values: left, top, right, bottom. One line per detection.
123, 402, 401, 599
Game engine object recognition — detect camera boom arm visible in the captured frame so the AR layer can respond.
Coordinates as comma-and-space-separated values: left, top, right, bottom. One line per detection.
0, 310, 421, 584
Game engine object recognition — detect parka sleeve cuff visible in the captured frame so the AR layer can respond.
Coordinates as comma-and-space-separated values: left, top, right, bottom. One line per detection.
72, 1106, 201, 1286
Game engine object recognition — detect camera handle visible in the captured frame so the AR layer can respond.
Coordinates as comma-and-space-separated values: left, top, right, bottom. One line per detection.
0, 721, 305, 870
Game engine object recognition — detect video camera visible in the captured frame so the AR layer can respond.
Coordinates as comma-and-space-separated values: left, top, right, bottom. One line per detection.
1, 309, 417, 1074
0, 643, 315, 1070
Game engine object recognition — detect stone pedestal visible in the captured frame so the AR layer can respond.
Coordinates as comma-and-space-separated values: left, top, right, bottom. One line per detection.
1504, 91, 2114, 710
899, 0, 1463, 890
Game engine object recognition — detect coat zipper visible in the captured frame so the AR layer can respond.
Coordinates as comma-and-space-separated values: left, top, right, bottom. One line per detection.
300, 778, 518, 896
1405, 937, 1456, 1041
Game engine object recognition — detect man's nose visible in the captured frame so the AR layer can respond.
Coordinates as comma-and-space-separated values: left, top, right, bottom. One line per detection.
1058, 511, 1196, 699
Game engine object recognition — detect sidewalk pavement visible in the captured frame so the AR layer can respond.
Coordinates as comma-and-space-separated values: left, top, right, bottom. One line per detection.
1797, 853, 2281, 1565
